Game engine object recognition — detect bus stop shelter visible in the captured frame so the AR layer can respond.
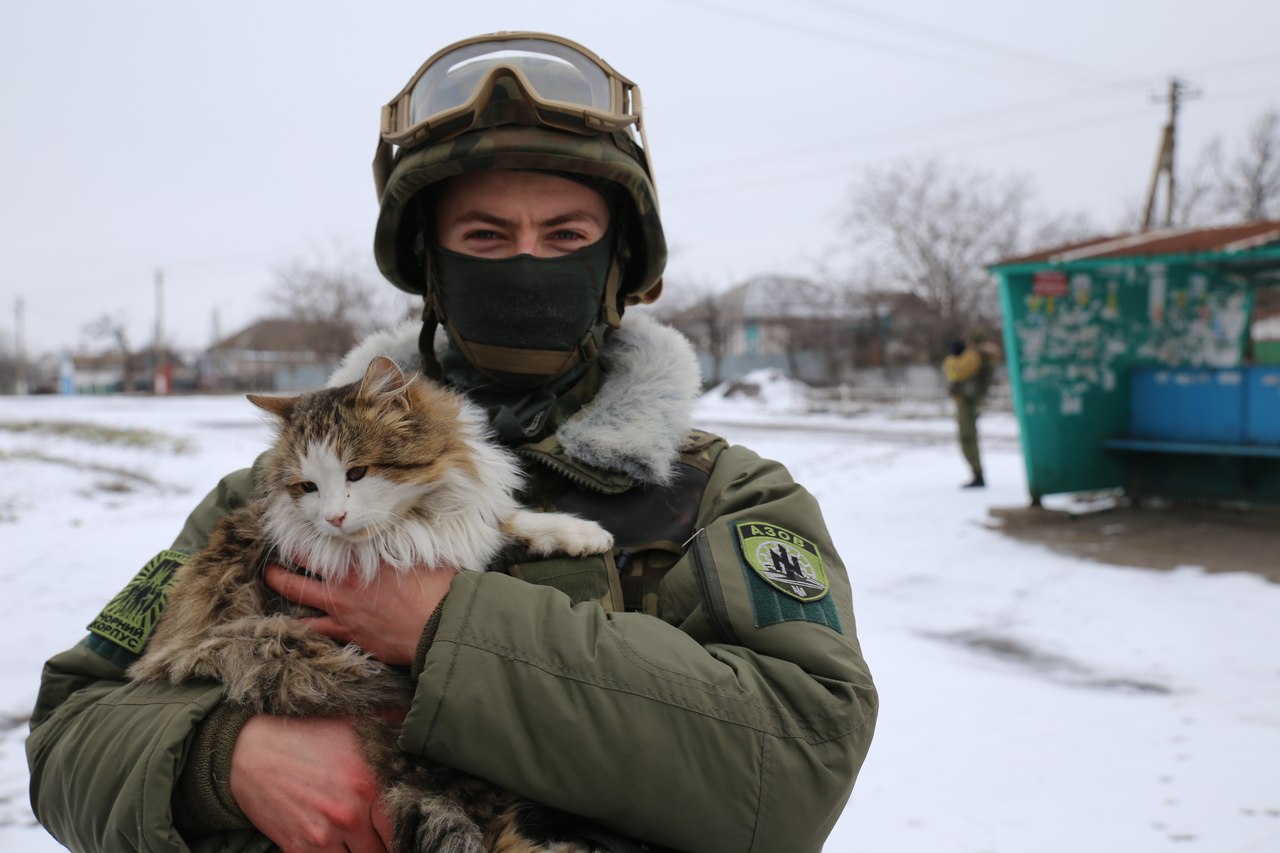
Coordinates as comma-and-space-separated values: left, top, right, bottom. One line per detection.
990, 221, 1280, 506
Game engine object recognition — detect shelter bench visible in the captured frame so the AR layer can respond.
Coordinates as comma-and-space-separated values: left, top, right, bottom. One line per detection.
1101, 366, 1280, 500
1101, 437, 1280, 458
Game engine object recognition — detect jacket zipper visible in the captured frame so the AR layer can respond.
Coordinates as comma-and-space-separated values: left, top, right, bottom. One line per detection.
686, 528, 740, 645
514, 447, 613, 493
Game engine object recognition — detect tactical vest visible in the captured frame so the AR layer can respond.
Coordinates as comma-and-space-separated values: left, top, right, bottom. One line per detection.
503, 429, 727, 615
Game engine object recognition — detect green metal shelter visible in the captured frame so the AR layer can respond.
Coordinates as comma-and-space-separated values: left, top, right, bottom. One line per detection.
990, 221, 1280, 505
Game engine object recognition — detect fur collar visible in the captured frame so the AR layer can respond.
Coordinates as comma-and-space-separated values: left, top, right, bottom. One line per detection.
329, 313, 702, 485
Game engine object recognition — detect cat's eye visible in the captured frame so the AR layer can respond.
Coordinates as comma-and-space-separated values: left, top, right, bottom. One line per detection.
346, 466, 368, 482
298, 481, 318, 494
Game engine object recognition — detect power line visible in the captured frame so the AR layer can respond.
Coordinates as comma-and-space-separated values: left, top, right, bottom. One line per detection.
663, 81, 1145, 182
1174, 51, 1280, 78
660, 105, 1157, 201
662, 64, 1277, 192
651, 1, 1280, 187
792, 0, 1125, 83
1196, 83, 1280, 104
656, 0, 1115, 83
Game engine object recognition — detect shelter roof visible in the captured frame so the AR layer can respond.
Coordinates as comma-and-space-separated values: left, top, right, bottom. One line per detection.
994, 221, 1280, 267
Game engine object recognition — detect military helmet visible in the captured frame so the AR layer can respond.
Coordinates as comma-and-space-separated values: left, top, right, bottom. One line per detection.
372, 32, 666, 305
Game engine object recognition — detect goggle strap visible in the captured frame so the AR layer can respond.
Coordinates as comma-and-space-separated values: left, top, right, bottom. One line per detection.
632, 87, 658, 204
373, 140, 395, 202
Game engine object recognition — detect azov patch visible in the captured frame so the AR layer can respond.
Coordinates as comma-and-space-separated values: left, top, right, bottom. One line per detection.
732, 521, 828, 602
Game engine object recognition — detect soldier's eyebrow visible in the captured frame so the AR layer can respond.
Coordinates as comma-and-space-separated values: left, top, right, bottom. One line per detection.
448, 210, 607, 229
541, 211, 607, 228
450, 211, 516, 229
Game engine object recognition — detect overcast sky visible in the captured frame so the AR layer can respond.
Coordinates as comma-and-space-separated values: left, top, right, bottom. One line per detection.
3, 0, 1279, 356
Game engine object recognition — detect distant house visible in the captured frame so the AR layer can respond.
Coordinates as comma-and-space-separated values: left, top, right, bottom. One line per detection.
661, 275, 937, 386
661, 275, 840, 386
201, 319, 357, 392
69, 352, 126, 394
69, 348, 194, 394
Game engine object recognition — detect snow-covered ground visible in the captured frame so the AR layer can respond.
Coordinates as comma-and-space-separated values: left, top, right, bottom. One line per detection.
2, 382, 1278, 852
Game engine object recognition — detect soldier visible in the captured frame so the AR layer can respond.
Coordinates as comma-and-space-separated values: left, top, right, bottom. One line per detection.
943, 332, 999, 488
29, 33, 877, 852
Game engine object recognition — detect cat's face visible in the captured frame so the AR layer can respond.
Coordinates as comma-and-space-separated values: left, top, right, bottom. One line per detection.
283, 439, 428, 542
251, 357, 475, 557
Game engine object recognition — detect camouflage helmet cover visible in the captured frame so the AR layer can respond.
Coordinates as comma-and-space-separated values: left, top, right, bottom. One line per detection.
373, 39, 666, 304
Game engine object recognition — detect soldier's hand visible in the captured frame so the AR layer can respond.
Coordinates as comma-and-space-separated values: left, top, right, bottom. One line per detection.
230, 714, 394, 853
264, 561, 456, 666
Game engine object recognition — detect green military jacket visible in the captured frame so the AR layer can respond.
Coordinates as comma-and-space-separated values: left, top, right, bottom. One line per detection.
27, 316, 877, 853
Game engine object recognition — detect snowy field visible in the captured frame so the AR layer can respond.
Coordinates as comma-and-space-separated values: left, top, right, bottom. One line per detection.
2, 386, 1278, 852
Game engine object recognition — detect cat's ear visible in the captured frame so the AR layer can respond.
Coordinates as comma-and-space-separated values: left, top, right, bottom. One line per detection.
247, 393, 296, 421
359, 356, 414, 413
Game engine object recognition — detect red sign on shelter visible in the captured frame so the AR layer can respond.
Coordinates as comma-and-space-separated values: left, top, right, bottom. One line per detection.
1033, 270, 1069, 297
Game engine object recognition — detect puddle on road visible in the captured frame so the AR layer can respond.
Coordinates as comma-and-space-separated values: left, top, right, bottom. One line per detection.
924, 628, 1173, 695
986, 503, 1280, 583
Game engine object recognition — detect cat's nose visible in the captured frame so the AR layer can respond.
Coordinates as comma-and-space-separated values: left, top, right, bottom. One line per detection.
326, 513, 347, 529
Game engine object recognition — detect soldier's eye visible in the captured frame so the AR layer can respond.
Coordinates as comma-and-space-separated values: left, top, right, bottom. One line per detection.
347, 466, 368, 482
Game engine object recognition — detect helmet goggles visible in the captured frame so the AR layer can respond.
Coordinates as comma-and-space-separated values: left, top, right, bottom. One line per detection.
372, 32, 667, 308
381, 32, 645, 149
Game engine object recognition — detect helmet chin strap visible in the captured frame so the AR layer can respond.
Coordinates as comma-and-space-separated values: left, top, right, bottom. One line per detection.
416, 299, 445, 382
602, 225, 628, 329
445, 321, 599, 385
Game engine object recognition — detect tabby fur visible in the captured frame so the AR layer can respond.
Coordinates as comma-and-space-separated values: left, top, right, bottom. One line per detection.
129, 357, 612, 853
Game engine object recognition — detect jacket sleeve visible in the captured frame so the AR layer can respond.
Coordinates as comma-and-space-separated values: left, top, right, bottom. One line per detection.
400, 445, 877, 853
26, 468, 265, 853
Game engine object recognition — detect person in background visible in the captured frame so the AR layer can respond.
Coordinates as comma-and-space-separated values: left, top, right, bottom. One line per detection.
28, 32, 877, 853
943, 332, 999, 488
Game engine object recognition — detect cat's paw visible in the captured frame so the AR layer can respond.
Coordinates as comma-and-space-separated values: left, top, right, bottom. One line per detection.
509, 511, 613, 558
541, 515, 614, 557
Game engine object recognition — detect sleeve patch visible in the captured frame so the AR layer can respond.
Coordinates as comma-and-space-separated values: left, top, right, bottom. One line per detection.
86, 549, 187, 657
731, 521, 842, 633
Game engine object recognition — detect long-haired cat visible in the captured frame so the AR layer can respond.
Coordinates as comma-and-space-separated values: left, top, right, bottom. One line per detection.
128, 356, 613, 853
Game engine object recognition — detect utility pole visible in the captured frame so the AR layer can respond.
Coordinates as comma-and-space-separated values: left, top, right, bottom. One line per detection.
154, 268, 168, 394
1142, 77, 1200, 232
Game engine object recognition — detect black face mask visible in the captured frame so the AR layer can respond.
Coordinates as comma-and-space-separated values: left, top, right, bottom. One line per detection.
430, 229, 617, 390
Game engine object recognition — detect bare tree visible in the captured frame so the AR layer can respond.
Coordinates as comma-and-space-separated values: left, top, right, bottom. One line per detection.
1216, 108, 1280, 221
777, 312, 854, 385
1161, 107, 1280, 228
266, 247, 419, 350
650, 281, 735, 386
82, 313, 141, 391
843, 158, 1093, 358
1168, 138, 1224, 227
829, 261, 938, 369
